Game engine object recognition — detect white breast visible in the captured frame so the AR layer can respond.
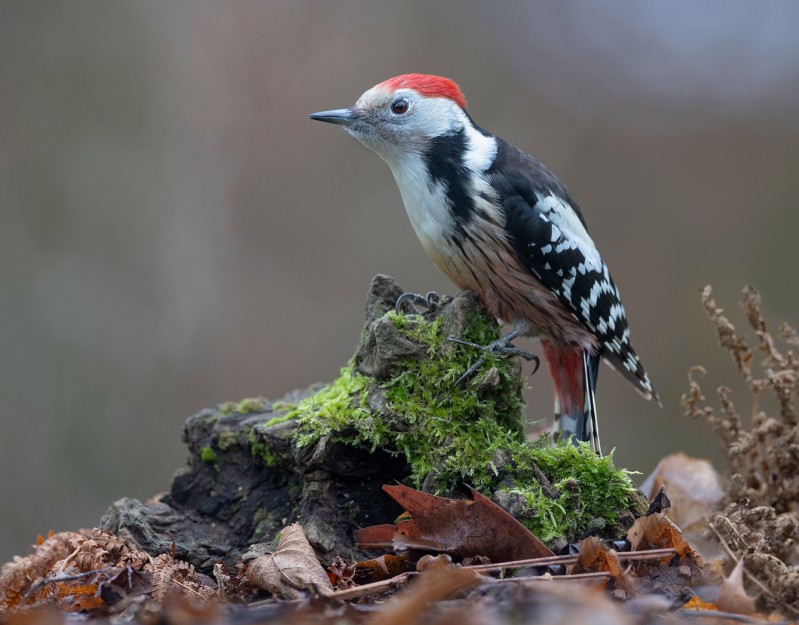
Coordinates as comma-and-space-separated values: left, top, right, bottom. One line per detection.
386, 125, 499, 271
388, 153, 453, 268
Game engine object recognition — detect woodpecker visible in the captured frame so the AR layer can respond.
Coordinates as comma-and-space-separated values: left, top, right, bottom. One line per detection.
310, 74, 657, 453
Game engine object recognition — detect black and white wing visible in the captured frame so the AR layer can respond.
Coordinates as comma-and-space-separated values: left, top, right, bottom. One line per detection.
487, 139, 657, 400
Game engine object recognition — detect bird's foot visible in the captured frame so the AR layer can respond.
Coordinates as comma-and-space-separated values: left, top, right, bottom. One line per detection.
449, 333, 540, 387
395, 291, 441, 315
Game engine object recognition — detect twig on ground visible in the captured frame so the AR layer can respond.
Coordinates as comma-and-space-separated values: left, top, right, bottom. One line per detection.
22, 567, 117, 600
467, 547, 677, 574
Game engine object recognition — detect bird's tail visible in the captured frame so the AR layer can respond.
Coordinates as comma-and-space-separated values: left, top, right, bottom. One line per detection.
541, 341, 602, 455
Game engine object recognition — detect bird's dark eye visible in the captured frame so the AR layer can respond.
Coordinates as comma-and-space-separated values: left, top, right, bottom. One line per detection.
391, 99, 409, 114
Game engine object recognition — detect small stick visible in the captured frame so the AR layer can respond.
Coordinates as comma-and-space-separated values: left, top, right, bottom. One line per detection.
494, 572, 610, 583
467, 547, 677, 573
247, 573, 417, 608
23, 567, 116, 600
326, 572, 415, 601
531, 461, 558, 500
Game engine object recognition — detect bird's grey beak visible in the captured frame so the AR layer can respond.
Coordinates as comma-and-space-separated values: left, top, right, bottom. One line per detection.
309, 108, 355, 126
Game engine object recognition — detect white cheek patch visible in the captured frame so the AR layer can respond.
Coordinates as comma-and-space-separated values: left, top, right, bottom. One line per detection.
463, 125, 497, 172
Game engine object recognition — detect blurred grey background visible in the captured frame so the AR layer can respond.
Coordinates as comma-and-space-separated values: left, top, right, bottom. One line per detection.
2, 1, 798, 562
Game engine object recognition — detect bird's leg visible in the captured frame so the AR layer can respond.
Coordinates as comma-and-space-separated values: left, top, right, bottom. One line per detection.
395, 291, 441, 315
449, 325, 540, 387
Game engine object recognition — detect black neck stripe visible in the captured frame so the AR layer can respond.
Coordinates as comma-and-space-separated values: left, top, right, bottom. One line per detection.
421, 128, 476, 226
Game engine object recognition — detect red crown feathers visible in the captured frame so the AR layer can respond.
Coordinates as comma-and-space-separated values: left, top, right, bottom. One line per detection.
378, 74, 467, 109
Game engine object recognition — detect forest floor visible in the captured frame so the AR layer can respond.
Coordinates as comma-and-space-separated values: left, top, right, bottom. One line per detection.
1, 278, 797, 624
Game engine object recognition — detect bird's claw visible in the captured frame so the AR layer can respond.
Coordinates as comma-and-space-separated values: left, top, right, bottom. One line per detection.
453, 357, 489, 388
449, 335, 540, 387
395, 291, 440, 315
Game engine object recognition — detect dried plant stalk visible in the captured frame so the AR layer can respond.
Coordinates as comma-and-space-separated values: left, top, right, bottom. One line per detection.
682, 285, 799, 614
0, 528, 152, 612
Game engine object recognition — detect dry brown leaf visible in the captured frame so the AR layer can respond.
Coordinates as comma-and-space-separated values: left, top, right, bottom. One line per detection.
351, 554, 408, 585
367, 567, 486, 625
244, 523, 333, 599
356, 484, 553, 562
212, 563, 236, 601
54, 530, 149, 574
326, 554, 407, 590
147, 553, 216, 606
716, 558, 757, 615
640, 454, 723, 530
54, 580, 106, 612
416, 554, 453, 572
327, 556, 357, 590
1, 527, 154, 613
1, 531, 86, 609
627, 513, 694, 559
625, 512, 706, 603
574, 537, 622, 578
681, 596, 718, 611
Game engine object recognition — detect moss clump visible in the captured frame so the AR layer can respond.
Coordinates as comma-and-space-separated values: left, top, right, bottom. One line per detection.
495, 440, 636, 543
217, 396, 268, 416
248, 429, 282, 468
284, 309, 524, 472
271, 304, 636, 543
287, 367, 377, 448
200, 445, 219, 469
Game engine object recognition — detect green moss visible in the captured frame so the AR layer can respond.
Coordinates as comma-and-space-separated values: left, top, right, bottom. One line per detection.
283, 309, 526, 483
238, 396, 269, 413
216, 401, 237, 416
495, 440, 635, 543
248, 429, 282, 468
200, 445, 219, 469
285, 366, 381, 449
261, 413, 293, 428
217, 396, 268, 416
